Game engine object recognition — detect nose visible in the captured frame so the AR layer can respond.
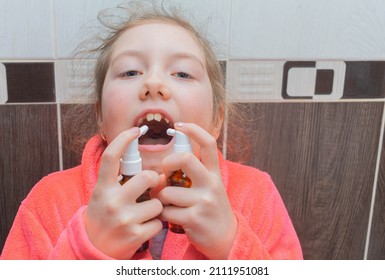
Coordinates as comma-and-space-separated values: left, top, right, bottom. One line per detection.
140, 70, 171, 100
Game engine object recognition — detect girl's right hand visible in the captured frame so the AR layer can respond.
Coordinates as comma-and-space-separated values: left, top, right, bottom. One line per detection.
84, 127, 163, 259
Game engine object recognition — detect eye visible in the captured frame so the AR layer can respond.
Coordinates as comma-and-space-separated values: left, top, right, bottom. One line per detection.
174, 72, 192, 79
121, 70, 141, 78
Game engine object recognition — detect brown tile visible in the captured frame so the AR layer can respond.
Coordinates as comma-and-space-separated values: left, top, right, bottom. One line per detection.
3, 62, 55, 103
0, 104, 59, 252
227, 102, 383, 259
367, 134, 385, 259
342, 61, 385, 99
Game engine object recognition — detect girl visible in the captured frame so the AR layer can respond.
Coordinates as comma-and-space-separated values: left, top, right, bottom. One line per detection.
1, 1, 302, 260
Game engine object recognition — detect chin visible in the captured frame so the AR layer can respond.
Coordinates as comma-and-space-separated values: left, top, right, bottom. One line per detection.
141, 151, 170, 175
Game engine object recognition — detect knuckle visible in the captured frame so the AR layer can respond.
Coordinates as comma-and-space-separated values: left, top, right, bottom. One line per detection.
181, 152, 195, 166
201, 193, 215, 208
125, 223, 141, 238
101, 149, 116, 164
207, 135, 217, 148
119, 212, 136, 228
104, 200, 119, 216
140, 170, 156, 186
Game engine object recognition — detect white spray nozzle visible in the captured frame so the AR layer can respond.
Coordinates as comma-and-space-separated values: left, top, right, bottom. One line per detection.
167, 128, 192, 153
121, 125, 148, 176
140, 125, 149, 136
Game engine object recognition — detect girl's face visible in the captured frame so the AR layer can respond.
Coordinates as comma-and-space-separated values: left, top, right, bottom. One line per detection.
99, 21, 215, 174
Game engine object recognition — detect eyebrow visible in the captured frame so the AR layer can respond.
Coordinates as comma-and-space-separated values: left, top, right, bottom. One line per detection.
110, 49, 206, 70
171, 52, 206, 70
110, 50, 145, 67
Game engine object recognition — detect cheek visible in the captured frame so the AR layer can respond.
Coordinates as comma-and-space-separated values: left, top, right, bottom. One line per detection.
100, 89, 131, 140
185, 86, 214, 129
101, 93, 122, 116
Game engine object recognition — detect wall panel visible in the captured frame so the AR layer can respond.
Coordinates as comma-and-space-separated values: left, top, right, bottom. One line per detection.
0, 105, 59, 251
227, 102, 384, 259
368, 132, 385, 259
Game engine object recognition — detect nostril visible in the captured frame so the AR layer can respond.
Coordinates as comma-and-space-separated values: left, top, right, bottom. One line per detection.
144, 90, 165, 98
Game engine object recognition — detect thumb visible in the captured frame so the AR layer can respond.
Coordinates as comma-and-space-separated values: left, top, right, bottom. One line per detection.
151, 173, 167, 198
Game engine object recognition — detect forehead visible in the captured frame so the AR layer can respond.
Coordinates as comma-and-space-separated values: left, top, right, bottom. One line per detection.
110, 21, 206, 61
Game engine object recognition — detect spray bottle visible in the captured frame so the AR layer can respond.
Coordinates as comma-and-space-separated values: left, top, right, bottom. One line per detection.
119, 125, 149, 252
166, 128, 192, 234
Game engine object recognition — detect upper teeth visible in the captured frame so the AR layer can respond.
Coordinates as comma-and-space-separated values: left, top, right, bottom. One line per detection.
138, 113, 170, 124
147, 113, 161, 122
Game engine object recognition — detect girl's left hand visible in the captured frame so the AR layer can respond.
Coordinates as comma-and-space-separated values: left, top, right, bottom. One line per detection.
157, 123, 238, 259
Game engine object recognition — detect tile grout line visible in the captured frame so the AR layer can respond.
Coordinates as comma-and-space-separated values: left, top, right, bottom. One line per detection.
51, 0, 63, 171
222, 0, 233, 159
51, 0, 58, 59
56, 102, 64, 171
226, 0, 232, 62
363, 101, 385, 259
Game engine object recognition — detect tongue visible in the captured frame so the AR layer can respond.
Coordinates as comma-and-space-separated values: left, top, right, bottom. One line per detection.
139, 129, 172, 145
140, 137, 170, 145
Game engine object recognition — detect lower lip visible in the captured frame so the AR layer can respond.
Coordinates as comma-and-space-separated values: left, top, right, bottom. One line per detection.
139, 140, 174, 153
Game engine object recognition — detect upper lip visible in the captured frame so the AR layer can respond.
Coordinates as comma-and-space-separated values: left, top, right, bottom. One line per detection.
133, 109, 175, 127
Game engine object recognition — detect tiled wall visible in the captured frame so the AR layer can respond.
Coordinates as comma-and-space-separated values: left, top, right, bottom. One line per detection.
1, 0, 385, 259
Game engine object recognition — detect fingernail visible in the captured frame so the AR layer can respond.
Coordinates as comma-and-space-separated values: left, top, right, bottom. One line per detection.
132, 127, 140, 134
175, 122, 184, 128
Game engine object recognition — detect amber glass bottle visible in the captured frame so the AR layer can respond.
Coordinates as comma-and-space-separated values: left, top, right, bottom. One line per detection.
166, 128, 193, 234
167, 169, 192, 233
120, 175, 150, 202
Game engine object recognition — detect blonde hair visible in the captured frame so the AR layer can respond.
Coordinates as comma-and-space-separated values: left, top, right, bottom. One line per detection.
92, 0, 226, 131
64, 1, 241, 160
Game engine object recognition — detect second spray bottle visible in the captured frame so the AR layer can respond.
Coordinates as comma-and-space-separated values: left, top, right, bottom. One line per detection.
166, 128, 193, 234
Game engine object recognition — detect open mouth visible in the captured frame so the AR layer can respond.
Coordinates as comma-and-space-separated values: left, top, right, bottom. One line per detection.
136, 113, 174, 145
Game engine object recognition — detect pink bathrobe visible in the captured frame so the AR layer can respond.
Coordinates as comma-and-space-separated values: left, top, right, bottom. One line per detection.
1, 135, 303, 260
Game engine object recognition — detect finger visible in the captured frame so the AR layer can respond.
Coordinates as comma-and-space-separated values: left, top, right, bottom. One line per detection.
160, 205, 191, 228
150, 173, 168, 198
134, 198, 163, 222
134, 218, 163, 247
142, 218, 163, 237
98, 127, 140, 185
121, 170, 160, 202
162, 152, 211, 187
157, 186, 198, 207
174, 123, 220, 172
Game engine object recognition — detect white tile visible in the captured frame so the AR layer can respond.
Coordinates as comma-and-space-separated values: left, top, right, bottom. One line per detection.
287, 68, 316, 98
55, 60, 96, 103
227, 60, 347, 101
166, 0, 230, 59
227, 60, 285, 101
54, 0, 229, 59
54, 0, 122, 58
230, 0, 385, 59
0, 0, 53, 59
0, 63, 7, 104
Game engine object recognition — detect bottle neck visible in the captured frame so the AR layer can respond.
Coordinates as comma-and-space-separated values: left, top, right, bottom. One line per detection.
119, 174, 133, 185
